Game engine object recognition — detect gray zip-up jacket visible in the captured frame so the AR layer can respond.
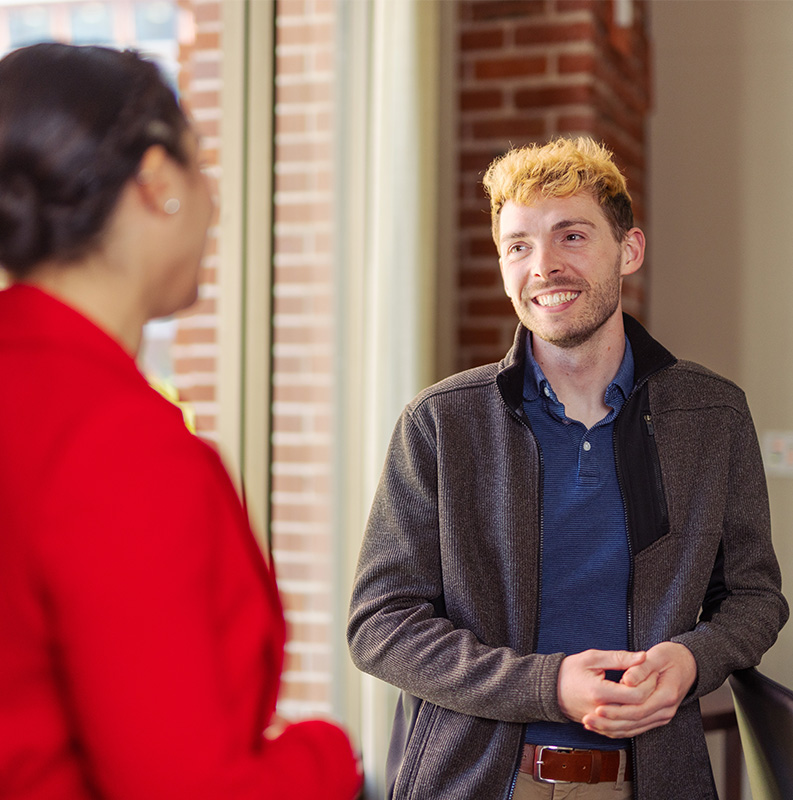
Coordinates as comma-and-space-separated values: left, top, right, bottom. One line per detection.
348, 315, 788, 800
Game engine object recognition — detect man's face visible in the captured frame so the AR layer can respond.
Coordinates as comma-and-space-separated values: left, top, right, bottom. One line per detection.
497, 193, 643, 349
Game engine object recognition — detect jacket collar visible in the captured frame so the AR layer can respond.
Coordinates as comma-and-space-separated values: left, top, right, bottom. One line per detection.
496, 313, 677, 414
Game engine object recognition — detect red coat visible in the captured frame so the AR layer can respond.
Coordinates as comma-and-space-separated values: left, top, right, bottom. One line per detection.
0, 285, 361, 799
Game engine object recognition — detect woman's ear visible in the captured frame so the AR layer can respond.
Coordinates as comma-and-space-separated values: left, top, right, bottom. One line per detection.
134, 145, 174, 214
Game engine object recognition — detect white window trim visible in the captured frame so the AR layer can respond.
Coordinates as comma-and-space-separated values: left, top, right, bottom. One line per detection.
333, 0, 457, 794
218, 0, 274, 551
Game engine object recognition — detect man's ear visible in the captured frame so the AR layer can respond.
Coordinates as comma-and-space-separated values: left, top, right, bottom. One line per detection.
620, 227, 646, 277
134, 145, 173, 214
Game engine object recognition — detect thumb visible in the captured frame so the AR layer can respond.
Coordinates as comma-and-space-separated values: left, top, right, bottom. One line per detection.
601, 649, 647, 671
578, 648, 647, 673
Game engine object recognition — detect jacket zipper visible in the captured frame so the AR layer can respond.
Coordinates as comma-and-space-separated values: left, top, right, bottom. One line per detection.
612, 371, 667, 643
612, 419, 635, 651
502, 405, 542, 800
609, 392, 638, 793
611, 377, 668, 790
643, 413, 667, 526
507, 760, 520, 800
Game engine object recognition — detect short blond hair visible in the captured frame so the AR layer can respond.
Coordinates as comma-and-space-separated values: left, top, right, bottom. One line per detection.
482, 137, 633, 245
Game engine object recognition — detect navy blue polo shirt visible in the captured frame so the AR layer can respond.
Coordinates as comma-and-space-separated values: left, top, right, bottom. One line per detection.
523, 334, 634, 750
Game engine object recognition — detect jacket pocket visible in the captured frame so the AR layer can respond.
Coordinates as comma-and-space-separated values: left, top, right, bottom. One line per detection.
642, 413, 670, 540
616, 389, 670, 554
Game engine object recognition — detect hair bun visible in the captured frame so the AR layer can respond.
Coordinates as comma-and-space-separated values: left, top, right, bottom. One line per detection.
0, 43, 189, 278
0, 168, 48, 273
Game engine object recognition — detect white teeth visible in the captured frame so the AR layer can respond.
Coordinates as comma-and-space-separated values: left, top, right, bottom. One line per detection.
536, 291, 579, 307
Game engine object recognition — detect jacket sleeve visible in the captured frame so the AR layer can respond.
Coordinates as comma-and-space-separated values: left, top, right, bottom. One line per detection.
667, 394, 789, 697
347, 406, 568, 726
40, 398, 361, 800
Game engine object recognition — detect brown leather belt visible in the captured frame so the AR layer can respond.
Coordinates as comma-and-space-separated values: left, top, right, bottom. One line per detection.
520, 744, 632, 784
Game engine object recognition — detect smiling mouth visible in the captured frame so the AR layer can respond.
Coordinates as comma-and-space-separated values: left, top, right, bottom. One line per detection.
534, 291, 580, 308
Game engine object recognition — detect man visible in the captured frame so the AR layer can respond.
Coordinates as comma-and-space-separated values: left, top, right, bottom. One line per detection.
347, 137, 788, 800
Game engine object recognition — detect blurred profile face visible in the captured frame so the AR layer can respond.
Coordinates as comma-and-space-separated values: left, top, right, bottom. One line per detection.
180, 128, 214, 297
151, 126, 214, 319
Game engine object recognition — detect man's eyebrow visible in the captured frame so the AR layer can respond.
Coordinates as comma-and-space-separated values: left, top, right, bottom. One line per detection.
499, 230, 529, 245
551, 218, 596, 231
499, 218, 596, 245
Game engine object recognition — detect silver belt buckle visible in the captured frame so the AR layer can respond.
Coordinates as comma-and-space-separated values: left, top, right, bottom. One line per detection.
535, 745, 575, 784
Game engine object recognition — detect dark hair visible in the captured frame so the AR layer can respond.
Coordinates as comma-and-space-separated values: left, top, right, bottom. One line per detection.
0, 42, 189, 277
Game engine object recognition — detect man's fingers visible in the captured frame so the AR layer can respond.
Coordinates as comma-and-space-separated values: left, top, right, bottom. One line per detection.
583, 716, 669, 739
578, 648, 647, 671
565, 643, 696, 737
582, 704, 677, 738
558, 649, 654, 723
582, 684, 681, 738
594, 675, 658, 706
621, 662, 653, 687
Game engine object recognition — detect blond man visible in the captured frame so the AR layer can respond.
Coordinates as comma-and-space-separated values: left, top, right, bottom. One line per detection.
348, 137, 787, 800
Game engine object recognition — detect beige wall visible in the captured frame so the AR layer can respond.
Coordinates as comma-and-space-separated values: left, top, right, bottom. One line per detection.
649, 0, 793, 683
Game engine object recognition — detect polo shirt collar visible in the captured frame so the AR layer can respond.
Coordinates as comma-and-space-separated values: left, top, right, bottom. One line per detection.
523, 331, 635, 418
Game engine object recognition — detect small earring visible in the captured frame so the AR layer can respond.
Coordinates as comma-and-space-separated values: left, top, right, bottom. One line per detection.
164, 198, 181, 215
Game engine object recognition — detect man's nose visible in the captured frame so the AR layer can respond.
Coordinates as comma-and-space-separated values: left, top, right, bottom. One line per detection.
532, 245, 563, 279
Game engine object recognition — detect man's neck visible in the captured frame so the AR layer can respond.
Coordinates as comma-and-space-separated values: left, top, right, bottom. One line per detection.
531, 316, 627, 429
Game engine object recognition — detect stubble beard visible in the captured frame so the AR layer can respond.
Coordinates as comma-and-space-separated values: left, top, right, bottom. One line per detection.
512, 258, 623, 350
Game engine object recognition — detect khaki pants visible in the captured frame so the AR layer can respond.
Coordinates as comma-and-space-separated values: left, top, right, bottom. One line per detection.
512, 772, 633, 799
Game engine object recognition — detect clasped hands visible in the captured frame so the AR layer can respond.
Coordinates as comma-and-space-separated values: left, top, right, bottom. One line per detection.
557, 642, 698, 739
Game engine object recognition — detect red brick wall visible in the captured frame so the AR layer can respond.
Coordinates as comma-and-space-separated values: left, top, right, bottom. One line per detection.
456, 0, 651, 370
174, 0, 222, 439
175, 0, 337, 721
270, 0, 337, 718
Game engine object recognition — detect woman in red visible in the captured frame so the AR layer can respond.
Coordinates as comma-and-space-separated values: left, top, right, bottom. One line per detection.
0, 43, 361, 800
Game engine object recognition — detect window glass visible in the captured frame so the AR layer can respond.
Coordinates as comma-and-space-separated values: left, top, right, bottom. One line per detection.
134, 1, 175, 42
8, 6, 50, 47
70, 2, 114, 45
